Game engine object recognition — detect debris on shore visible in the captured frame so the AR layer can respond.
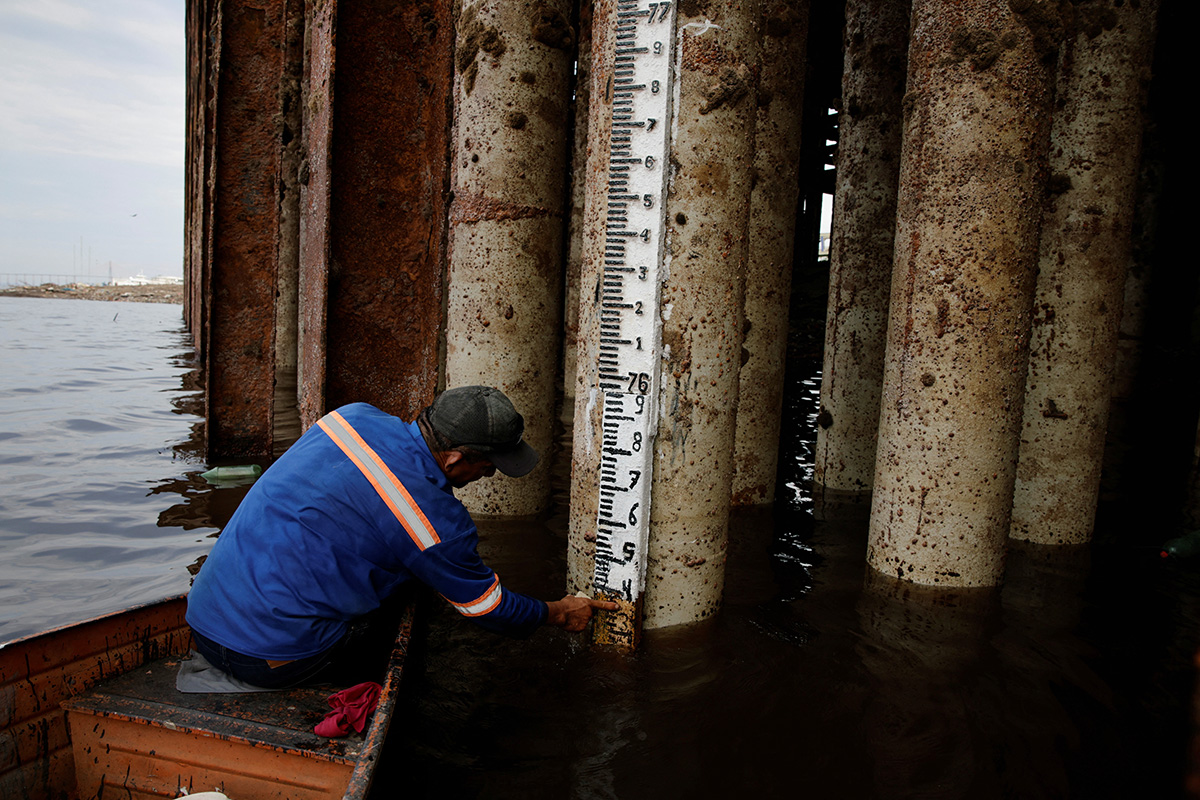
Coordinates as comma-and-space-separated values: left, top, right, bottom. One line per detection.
0, 282, 184, 305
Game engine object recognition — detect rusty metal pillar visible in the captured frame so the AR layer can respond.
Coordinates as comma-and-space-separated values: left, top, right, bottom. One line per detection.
206, 0, 290, 458
185, 0, 219, 360
199, 2, 220, 367
446, 0, 575, 516
866, 0, 1057, 587
183, 0, 202, 345
812, 0, 909, 513
730, 0, 810, 508
298, 0, 453, 430
1010, 0, 1160, 545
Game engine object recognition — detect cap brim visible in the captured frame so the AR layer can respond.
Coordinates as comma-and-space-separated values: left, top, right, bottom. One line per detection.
489, 441, 539, 477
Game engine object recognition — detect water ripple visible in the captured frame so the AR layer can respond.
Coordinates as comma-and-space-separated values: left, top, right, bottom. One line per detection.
0, 297, 215, 643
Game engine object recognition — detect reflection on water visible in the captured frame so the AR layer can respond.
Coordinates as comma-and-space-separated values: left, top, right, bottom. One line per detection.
2, 296, 1197, 797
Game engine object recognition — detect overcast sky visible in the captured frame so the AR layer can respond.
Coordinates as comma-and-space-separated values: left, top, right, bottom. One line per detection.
0, 0, 184, 281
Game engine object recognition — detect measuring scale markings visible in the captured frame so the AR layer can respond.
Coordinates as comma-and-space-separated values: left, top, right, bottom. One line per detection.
592, 0, 677, 624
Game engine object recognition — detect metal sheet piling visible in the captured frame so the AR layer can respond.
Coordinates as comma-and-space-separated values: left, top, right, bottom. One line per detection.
206, 0, 288, 458
298, 0, 453, 430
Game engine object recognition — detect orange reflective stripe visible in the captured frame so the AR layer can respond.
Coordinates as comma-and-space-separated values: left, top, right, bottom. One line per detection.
446, 574, 504, 617
316, 410, 441, 551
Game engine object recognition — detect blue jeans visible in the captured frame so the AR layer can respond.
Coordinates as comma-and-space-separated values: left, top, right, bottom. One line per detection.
190, 614, 386, 689
191, 627, 345, 689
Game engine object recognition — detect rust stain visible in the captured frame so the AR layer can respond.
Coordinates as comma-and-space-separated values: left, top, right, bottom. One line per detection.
456, 4, 507, 96
449, 191, 563, 224
592, 593, 642, 651
699, 63, 752, 114
529, 3, 574, 51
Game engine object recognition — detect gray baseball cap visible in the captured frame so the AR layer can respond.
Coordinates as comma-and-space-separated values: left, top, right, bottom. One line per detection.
427, 386, 539, 477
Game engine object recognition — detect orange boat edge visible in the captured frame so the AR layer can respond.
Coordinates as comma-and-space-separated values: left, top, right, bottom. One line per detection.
0, 595, 414, 800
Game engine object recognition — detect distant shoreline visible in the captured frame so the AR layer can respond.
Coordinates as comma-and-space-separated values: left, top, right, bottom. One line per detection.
0, 282, 184, 305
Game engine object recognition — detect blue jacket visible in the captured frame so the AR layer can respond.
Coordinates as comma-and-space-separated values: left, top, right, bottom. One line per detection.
186, 403, 547, 660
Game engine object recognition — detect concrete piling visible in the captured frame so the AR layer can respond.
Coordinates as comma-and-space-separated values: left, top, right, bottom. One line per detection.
561, 2, 592, 406
569, 0, 761, 633
643, 0, 760, 628
867, 0, 1056, 587
1103, 0, 1191, 523
813, 0, 909, 511
446, 0, 575, 516
731, 0, 810, 508
1101, 157, 1155, 500
1010, 0, 1160, 545
564, 0, 615, 609
298, 0, 453, 430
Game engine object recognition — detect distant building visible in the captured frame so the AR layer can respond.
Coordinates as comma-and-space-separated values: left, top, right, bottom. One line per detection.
112, 272, 184, 287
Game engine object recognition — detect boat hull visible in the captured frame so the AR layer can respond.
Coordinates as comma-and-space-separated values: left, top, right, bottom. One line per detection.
1, 596, 412, 800
0, 596, 191, 800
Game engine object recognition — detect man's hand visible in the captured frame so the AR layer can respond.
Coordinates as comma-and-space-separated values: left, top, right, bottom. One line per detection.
545, 595, 621, 632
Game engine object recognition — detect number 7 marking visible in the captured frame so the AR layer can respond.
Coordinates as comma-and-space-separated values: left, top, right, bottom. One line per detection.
647, 2, 671, 24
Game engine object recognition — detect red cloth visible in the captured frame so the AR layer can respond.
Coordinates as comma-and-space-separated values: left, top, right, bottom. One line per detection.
314, 681, 382, 737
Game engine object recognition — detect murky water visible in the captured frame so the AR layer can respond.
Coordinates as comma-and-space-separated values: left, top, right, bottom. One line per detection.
2, 295, 1197, 798
382, 369, 1200, 798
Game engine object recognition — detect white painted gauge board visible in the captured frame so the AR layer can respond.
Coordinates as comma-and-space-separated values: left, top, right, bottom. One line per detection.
591, 0, 677, 646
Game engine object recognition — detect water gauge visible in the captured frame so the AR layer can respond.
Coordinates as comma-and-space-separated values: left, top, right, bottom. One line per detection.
590, 0, 678, 648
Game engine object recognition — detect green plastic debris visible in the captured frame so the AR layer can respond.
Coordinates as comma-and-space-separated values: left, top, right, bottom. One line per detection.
200, 464, 263, 485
